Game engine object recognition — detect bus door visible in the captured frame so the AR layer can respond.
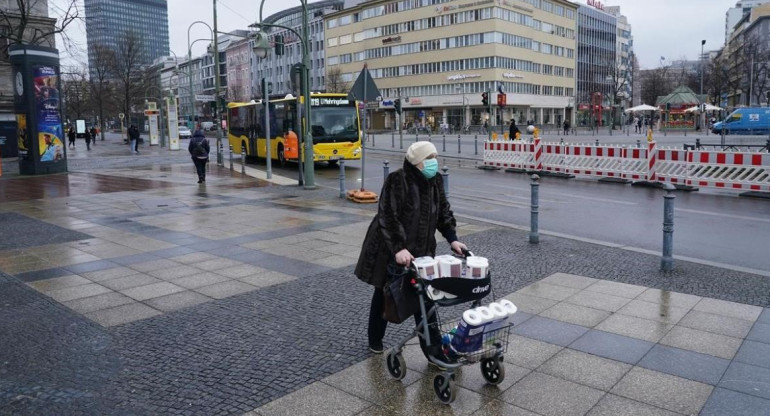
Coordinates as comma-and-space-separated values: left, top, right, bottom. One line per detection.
247, 106, 258, 158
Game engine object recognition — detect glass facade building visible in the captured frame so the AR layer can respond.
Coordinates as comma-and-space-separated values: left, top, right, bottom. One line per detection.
576, 4, 616, 127
84, 0, 170, 79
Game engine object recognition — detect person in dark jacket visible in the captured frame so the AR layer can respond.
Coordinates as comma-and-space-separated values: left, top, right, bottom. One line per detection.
128, 125, 140, 154
355, 141, 467, 357
188, 129, 210, 183
68, 126, 76, 148
509, 120, 521, 140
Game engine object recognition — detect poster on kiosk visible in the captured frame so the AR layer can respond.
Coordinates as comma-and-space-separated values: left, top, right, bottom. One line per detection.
10, 44, 67, 175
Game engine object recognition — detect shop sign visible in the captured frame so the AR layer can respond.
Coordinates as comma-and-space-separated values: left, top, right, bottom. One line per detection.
447, 74, 481, 81
382, 36, 401, 44
436, 0, 493, 14
408, 98, 422, 105
502, 72, 524, 79
587, 0, 605, 10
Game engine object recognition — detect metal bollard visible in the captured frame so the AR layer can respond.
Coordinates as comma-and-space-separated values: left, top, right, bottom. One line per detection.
442, 134, 446, 152
695, 138, 701, 149
636, 139, 641, 148
218, 141, 224, 166
595, 139, 599, 146
441, 166, 449, 196
474, 135, 478, 155
560, 138, 564, 145
339, 160, 346, 198
661, 184, 676, 271
458, 136, 461, 154
229, 145, 234, 171
371, 133, 375, 147
529, 174, 540, 244
383, 159, 390, 177
416, 132, 419, 142
241, 148, 246, 175
392, 131, 395, 148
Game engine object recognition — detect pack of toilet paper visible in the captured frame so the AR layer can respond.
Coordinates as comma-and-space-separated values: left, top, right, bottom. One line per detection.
414, 255, 489, 301
449, 300, 517, 354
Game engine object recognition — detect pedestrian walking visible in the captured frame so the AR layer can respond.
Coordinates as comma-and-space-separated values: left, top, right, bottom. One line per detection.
188, 129, 210, 183
128, 124, 140, 154
637, 117, 643, 134
562, 119, 570, 135
90, 126, 98, 146
509, 120, 521, 140
85, 128, 92, 151
355, 141, 467, 359
68, 126, 76, 148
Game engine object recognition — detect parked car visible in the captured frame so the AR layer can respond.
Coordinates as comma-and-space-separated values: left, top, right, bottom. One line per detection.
178, 126, 192, 138
200, 121, 214, 131
712, 108, 770, 135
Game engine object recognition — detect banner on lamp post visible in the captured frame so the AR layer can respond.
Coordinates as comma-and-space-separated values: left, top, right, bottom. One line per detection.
166, 97, 180, 150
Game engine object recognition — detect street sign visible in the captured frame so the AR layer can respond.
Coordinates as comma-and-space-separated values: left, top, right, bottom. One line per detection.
118, 113, 125, 120
349, 65, 381, 103
195, 94, 215, 102
144, 110, 160, 116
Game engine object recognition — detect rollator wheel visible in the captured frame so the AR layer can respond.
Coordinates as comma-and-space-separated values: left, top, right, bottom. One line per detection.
386, 351, 407, 380
480, 357, 505, 385
433, 373, 457, 404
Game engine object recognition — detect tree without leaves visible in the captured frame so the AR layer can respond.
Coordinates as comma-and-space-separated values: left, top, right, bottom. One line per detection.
0, 0, 80, 50
111, 30, 146, 128
89, 43, 116, 139
325, 66, 350, 93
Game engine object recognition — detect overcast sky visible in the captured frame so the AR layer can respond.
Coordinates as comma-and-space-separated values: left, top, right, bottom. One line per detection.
59, 0, 739, 70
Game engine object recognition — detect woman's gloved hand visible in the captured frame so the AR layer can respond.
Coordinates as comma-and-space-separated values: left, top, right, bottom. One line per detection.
395, 249, 414, 266
450, 241, 468, 256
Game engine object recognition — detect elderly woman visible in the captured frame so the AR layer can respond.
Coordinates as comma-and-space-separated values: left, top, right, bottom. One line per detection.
355, 141, 467, 357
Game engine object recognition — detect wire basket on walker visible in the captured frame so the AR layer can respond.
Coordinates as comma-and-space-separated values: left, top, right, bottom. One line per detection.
384, 251, 517, 404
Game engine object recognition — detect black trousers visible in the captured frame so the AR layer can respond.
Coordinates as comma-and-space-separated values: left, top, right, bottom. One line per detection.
192, 157, 207, 180
368, 287, 441, 357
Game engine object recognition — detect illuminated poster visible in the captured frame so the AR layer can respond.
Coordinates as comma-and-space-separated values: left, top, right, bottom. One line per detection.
34, 66, 64, 162
16, 114, 29, 160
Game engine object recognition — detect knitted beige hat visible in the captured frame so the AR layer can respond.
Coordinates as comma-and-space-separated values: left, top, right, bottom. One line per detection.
405, 141, 438, 165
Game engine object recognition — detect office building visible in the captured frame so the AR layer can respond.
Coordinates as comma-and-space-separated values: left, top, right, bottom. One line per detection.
253, 0, 344, 99
84, 0, 169, 79
325, 0, 578, 131
725, 0, 770, 44
606, 6, 633, 112
576, 2, 616, 127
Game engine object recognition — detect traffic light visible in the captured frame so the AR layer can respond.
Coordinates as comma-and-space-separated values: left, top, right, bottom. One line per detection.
481, 92, 489, 107
394, 98, 402, 114
701, 103, 706, 112
274, 35, 284, 56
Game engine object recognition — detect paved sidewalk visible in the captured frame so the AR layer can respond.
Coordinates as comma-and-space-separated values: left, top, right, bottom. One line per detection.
0, 151, 769, 415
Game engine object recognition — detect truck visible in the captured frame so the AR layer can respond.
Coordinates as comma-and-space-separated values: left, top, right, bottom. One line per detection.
711, 108, 770, 135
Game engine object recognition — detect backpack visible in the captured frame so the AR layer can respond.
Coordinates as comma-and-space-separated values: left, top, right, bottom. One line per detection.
192, 138, 207, 157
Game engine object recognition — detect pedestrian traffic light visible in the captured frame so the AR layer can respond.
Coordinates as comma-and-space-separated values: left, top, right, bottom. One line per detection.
274, 35, 284, 56
481, 92, 489, 107
394, 98, 402, 114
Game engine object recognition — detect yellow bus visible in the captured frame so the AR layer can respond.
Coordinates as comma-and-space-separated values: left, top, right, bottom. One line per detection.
226, 93, 362, 166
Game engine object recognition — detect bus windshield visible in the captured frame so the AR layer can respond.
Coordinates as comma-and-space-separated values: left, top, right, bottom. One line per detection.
310, 106, 359, 143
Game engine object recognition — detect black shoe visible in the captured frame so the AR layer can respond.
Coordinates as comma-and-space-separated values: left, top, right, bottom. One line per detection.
197, 179, 203, 184
369, 344, 384, 354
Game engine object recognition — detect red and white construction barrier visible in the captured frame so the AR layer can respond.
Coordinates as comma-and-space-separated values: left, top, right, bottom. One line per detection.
482, 139, 770, 193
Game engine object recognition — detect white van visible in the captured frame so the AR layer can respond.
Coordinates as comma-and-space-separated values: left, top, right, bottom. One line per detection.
200, 121, 214, 131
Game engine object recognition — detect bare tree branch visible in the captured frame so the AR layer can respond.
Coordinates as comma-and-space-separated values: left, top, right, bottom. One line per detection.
325, 66, 350, 93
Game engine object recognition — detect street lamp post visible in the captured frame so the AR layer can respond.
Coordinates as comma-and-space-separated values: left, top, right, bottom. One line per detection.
187, 21, 214, 127
255, 0, 315, 189
212, 0, 225, 166
700, 40, 706, 130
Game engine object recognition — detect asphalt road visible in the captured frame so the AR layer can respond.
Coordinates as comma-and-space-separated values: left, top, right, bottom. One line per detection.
267, 147, 770, 274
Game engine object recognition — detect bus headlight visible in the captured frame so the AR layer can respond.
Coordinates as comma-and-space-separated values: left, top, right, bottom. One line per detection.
353, 147, 361, 155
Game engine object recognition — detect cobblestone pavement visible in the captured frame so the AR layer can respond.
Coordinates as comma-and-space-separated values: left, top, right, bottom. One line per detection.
0, 143, 769, 415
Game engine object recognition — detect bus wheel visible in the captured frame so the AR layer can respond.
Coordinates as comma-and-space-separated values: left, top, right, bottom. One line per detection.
278, 144, 286, 167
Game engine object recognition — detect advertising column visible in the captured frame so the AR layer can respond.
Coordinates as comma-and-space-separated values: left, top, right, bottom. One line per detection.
9, 44, 67, 175
147, 102, 159, 146
166, 96, 180, 150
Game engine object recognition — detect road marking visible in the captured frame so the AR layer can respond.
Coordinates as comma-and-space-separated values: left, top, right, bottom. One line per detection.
675, 208, 770, 223
457, 213, 770, 278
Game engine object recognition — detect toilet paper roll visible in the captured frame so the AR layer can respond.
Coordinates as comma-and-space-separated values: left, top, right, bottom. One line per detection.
488, 302, 508, 320
427, 285, 445, 301
499, 299, 518, 315
476, 306, 495, 323
462, 309, 484, 326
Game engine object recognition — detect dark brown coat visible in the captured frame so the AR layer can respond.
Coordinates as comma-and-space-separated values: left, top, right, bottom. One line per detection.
354, 159, 458, 289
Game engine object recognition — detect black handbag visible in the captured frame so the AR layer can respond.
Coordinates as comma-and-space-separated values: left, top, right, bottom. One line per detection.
382, 263, 419, 324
